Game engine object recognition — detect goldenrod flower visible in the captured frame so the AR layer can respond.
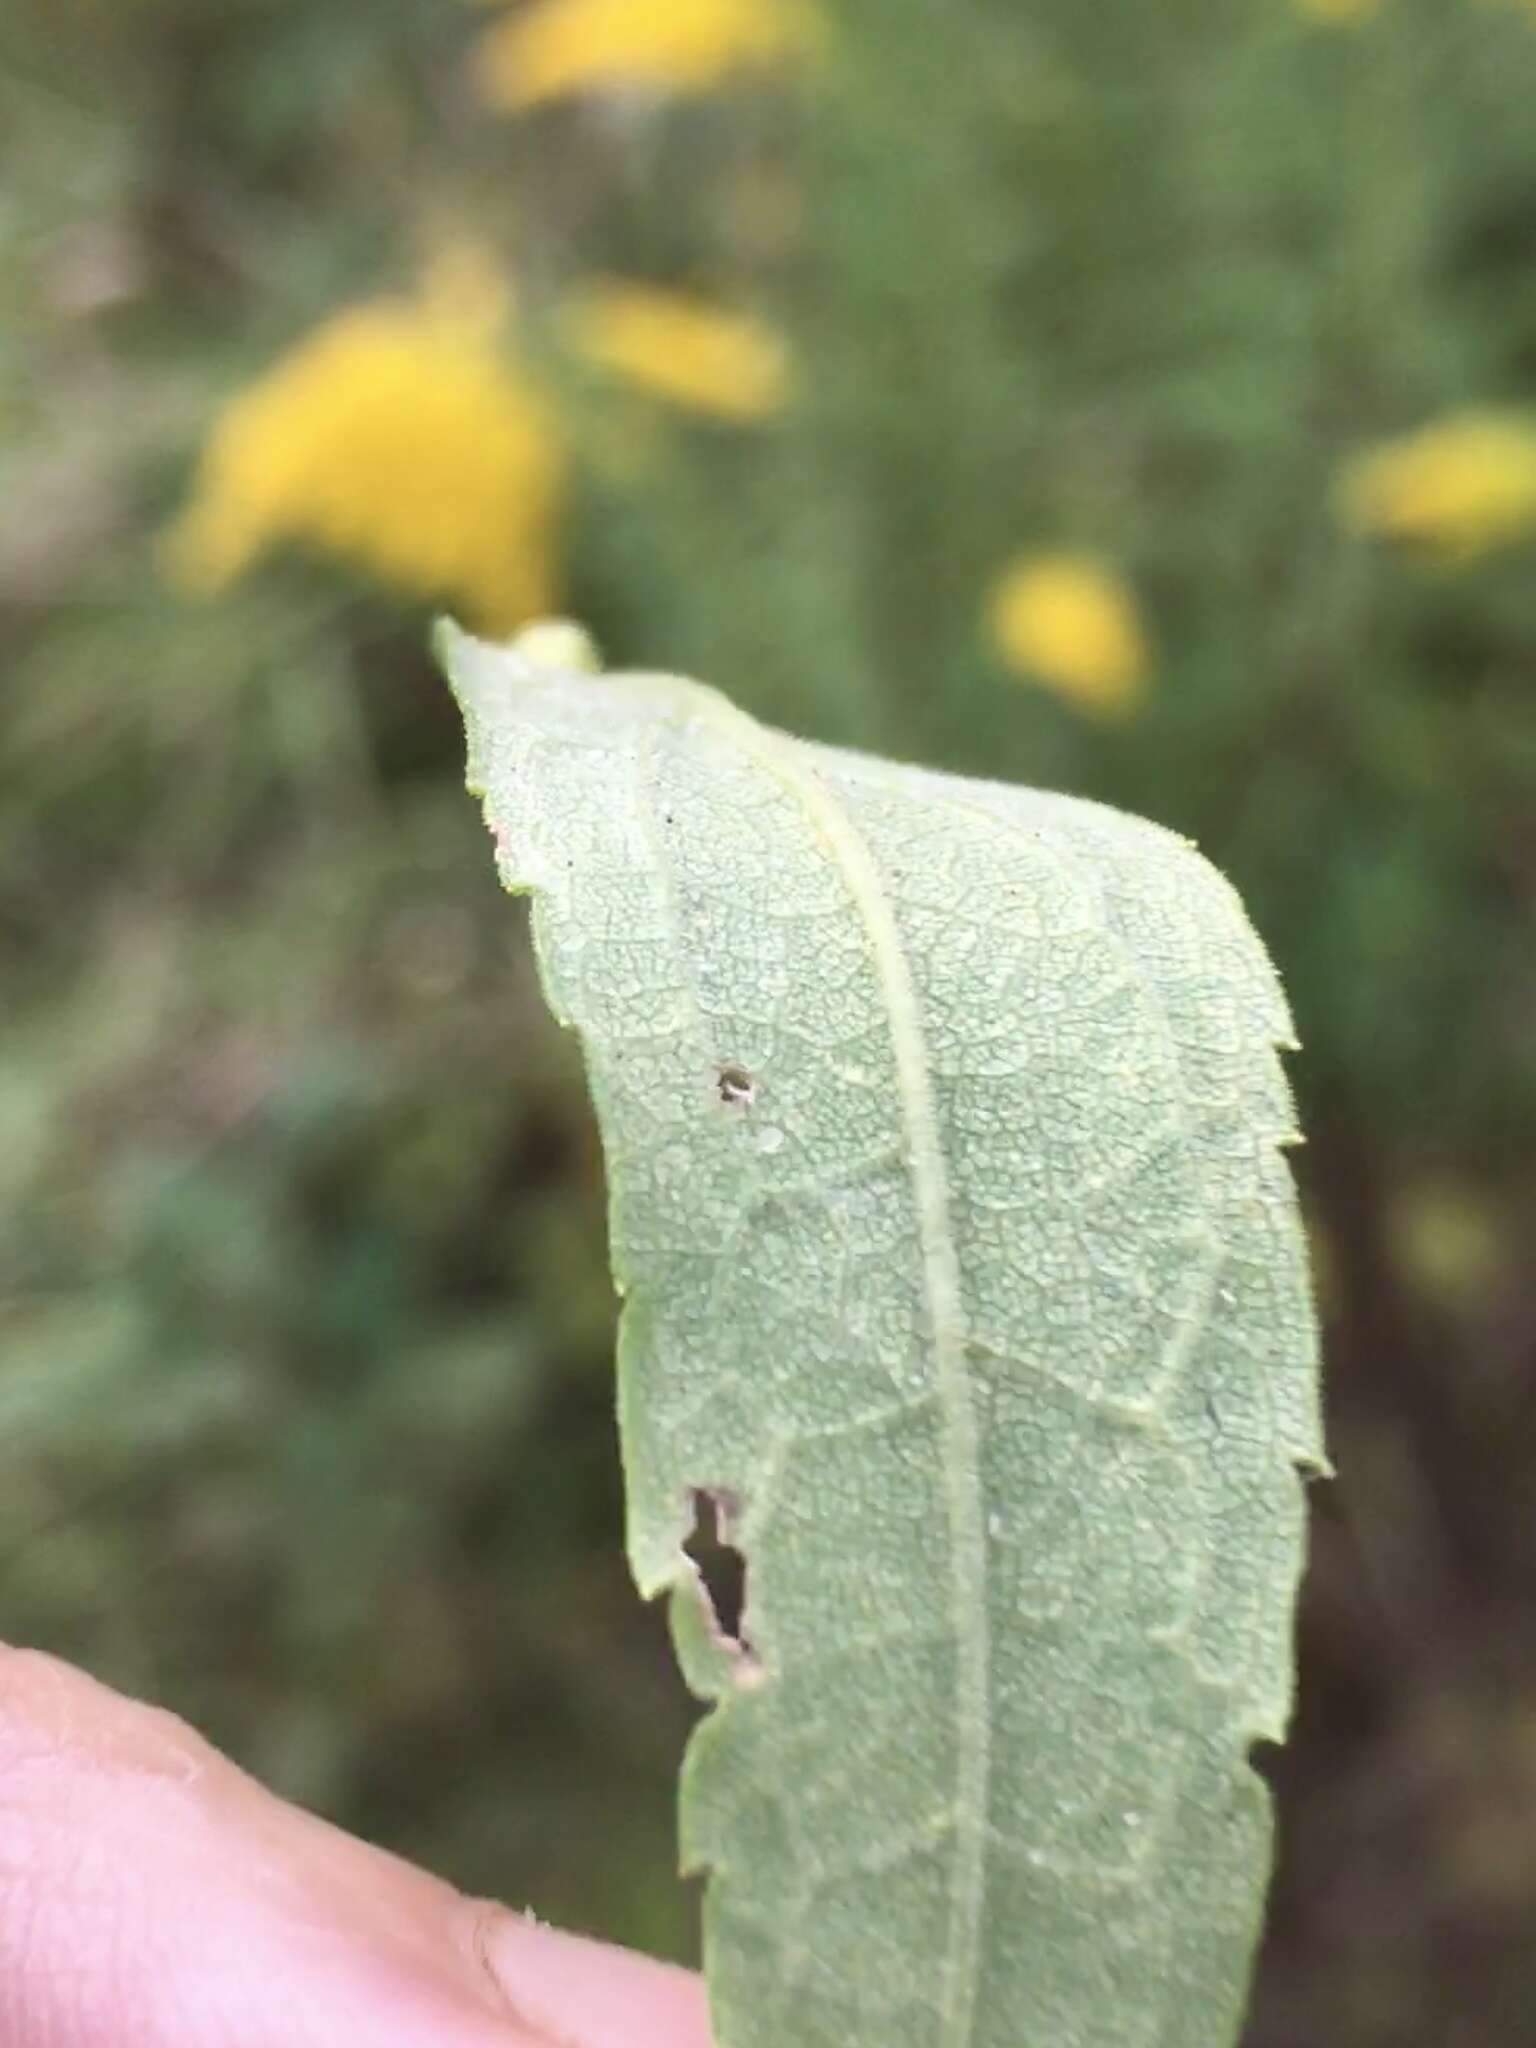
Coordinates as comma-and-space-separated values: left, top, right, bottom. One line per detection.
167, 266, 562, 633
1339, 411, 1536, 558
1295, 0, 1382, 23
569, 282, 789, 420
1387, 1178, 1505, 1310
988, 553, 1149, 719
476, 0, 820, 110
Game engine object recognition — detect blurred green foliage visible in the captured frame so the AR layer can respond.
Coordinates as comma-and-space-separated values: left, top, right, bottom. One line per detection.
3, 1, 1536, 2040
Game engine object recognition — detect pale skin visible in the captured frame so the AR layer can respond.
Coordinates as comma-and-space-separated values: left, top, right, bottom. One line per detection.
0, 1643, 715, 2048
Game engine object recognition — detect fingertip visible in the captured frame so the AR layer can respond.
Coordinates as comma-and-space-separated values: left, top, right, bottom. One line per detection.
471, 1907, 715, 2048
0, 1644, 712, 2048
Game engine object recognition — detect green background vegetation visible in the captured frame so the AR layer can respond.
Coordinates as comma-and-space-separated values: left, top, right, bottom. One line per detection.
4, 1, 1536, 2040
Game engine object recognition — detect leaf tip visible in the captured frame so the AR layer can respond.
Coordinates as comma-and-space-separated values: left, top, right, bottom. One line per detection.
433, 613, 604, 696
511, 616, 605, 675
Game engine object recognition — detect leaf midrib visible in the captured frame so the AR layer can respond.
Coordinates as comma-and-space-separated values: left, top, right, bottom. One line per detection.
675, 686, 989, 2048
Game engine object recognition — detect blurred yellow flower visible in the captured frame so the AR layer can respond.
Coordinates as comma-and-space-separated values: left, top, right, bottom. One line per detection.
476, 0, 821, 110
1339, 411, 1536, 558
1295, 0, 1382, 22
166, 265, 562, 633
1387, 1178, 1506, 1311
569, 282, 789, 420
988, 553, 1149, 719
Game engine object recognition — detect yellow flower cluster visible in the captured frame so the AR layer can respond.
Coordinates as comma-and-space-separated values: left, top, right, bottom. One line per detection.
981, 406, 1536, 723
988, 553, 1149, 720
167, 250, 794, 628
167, 269, 563, 634
476, 0, 821, 110
1339, 411, 1536, 557
570, 282, 789, 420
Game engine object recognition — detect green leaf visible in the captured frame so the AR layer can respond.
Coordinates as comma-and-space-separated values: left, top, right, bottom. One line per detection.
438, 620, 1324, 2048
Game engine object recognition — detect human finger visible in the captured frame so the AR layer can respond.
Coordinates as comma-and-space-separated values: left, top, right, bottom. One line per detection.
0, 1643, 712, 2048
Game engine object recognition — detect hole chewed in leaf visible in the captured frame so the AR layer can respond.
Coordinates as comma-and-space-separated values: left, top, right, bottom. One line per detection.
715, 1062, 756, 1108
684, 1487, 763, 1686
1247, 1736, 1285, 1793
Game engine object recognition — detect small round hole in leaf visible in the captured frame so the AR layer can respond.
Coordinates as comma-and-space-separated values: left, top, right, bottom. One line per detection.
716, 1063, 756, 1108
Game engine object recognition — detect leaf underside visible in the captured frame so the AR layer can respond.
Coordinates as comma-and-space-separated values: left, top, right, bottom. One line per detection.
439, 622, 1324, 2048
